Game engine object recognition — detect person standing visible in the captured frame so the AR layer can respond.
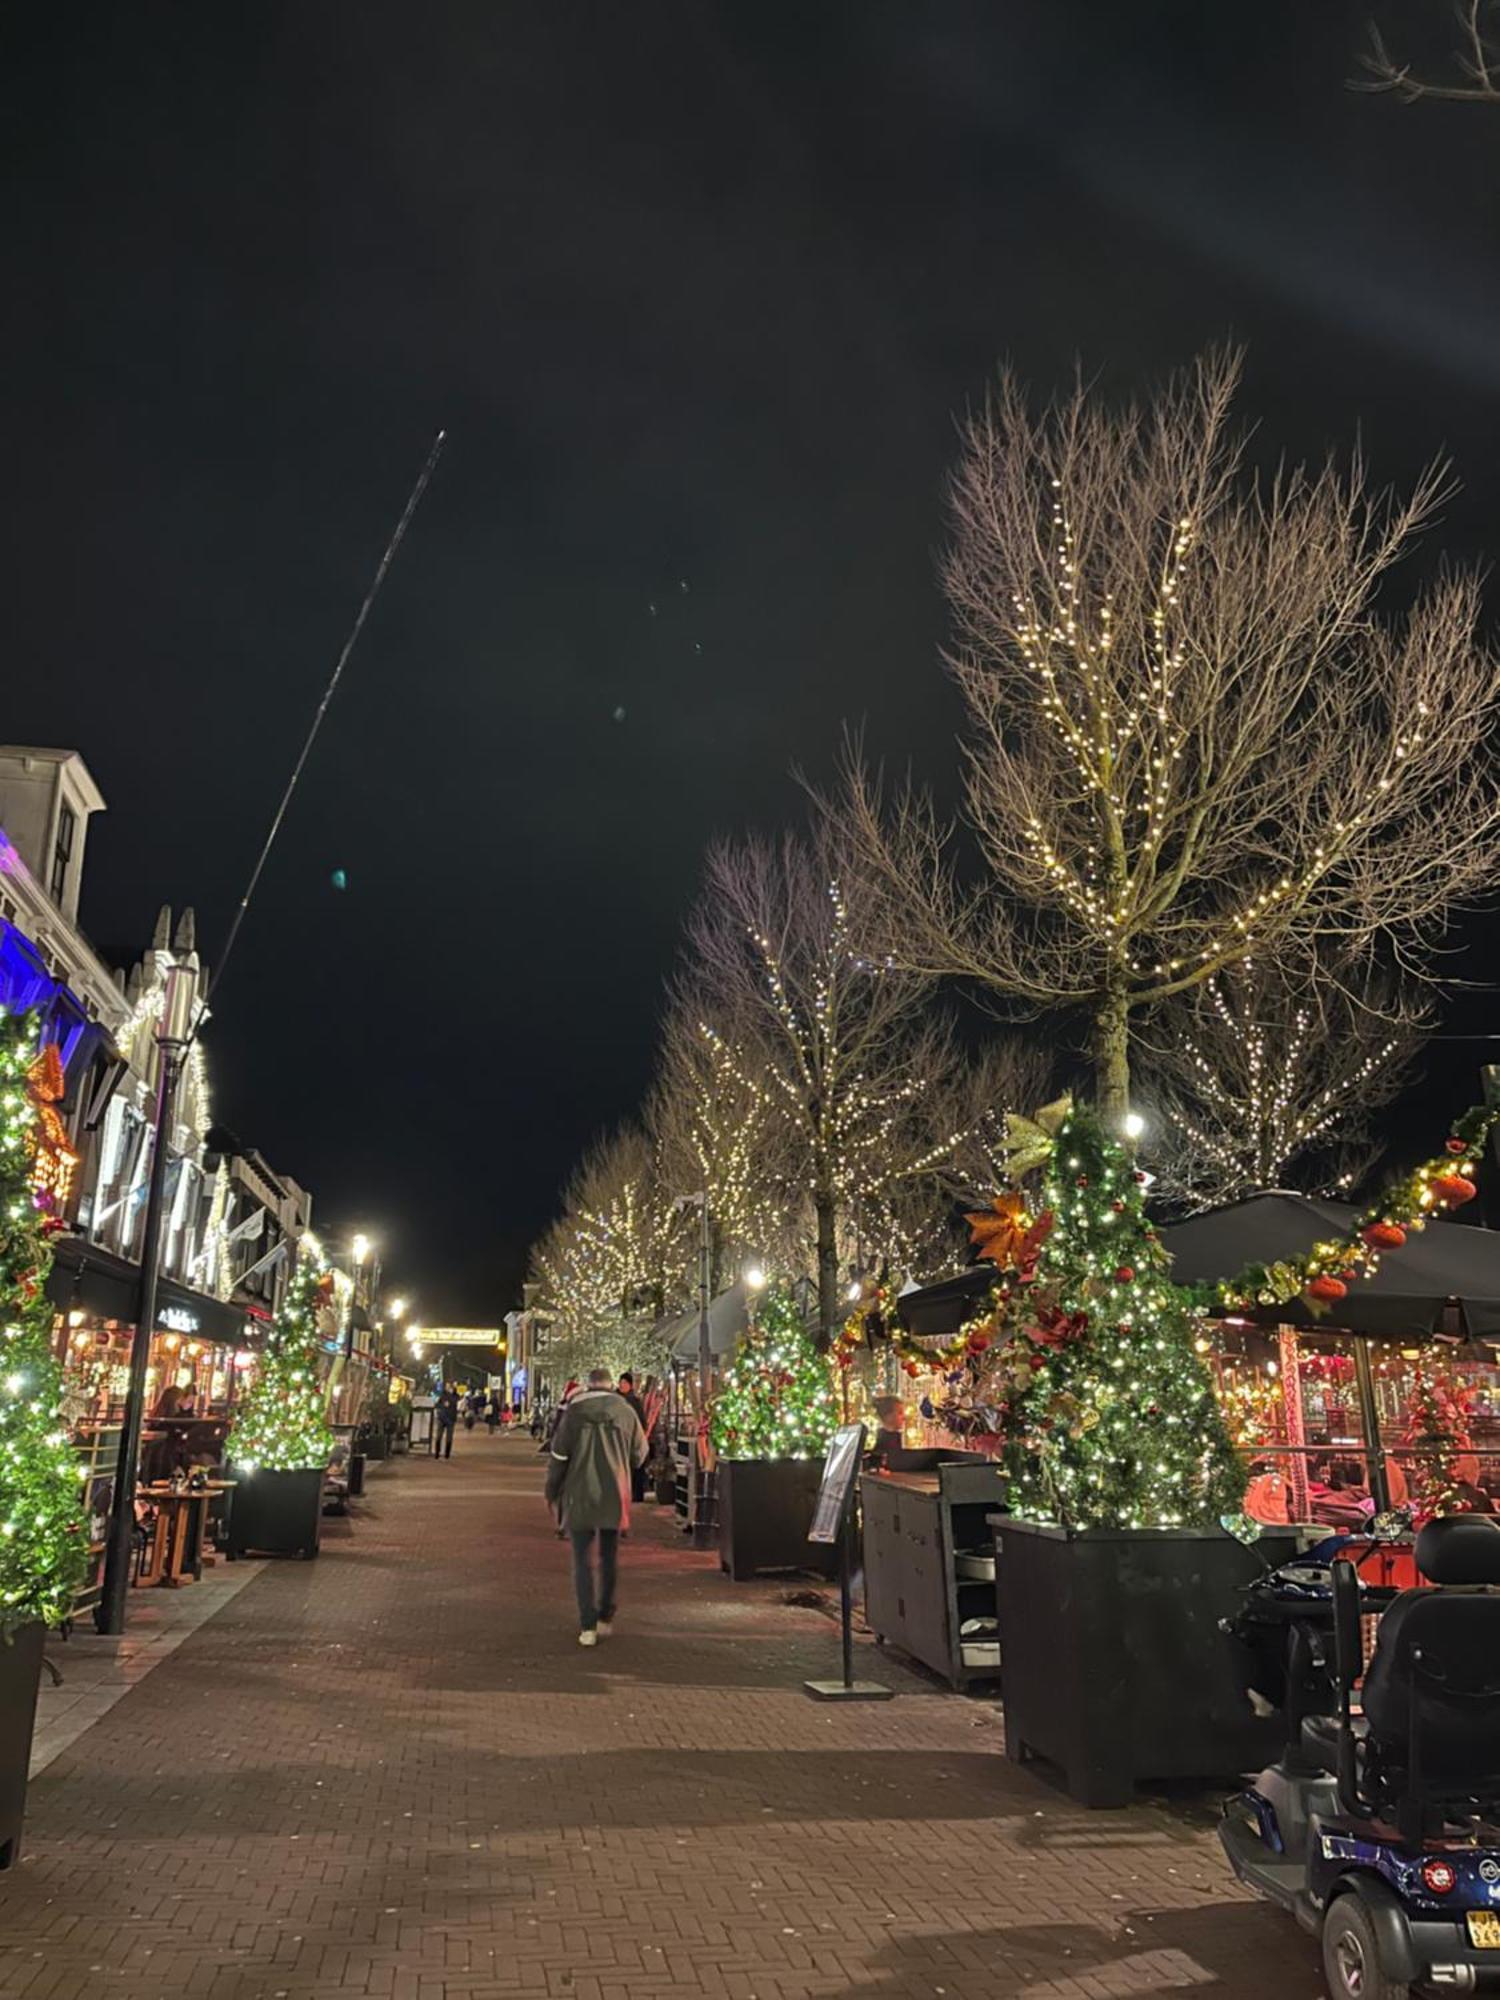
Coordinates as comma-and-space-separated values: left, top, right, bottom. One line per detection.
545, 1367, 648, 1646
433, 1382, 459, 1459
617, 1372, 649, 1504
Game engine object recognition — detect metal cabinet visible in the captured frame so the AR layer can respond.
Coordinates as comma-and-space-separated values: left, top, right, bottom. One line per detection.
860, 1459, 1008, 1688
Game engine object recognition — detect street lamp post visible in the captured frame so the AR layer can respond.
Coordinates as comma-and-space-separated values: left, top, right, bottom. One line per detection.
97, 964, 188, 1636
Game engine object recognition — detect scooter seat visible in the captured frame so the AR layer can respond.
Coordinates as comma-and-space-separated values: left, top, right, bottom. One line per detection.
1300, 1711, 1365, 1771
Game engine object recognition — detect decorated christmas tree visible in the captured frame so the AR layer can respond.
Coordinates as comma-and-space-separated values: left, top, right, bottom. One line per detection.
1403, 1360, 1475, 1520
978, 1104, 1245, 1530
0, 1007, 86, 1636
227, 1256, 335, 1472
710, 1284, 837, 1461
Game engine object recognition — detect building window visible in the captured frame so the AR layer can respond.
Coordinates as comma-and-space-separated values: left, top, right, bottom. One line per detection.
51, 803, 77, 903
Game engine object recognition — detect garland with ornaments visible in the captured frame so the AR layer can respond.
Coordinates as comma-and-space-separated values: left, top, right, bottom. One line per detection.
0, 1007, 87, 1636
1203, 1103, 1500, 1317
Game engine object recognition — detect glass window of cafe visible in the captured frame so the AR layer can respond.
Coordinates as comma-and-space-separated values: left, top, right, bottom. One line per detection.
1208, 1320, 1500, 1527
54, 1311, 253, 1424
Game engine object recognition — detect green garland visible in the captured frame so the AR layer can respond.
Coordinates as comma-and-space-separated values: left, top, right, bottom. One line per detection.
0, 1008, 87, 1636
1205, 1103, 1500, 1315
227, 1257, 335, 1472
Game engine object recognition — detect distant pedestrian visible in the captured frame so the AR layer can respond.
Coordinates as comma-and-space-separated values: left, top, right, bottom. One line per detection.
433, 1384, 459, 1459
486, 1392, 500, 1433
617, 1372, 649, 1504
545, 1367, 648, 1647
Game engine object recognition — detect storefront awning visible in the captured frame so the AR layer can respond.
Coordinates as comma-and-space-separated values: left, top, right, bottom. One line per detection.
45, 1235, 249, 1348
1162, 1192, 1500, 1340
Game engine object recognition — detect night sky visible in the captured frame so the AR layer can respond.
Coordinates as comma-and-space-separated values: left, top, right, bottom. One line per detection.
7, 3, 1500, 1316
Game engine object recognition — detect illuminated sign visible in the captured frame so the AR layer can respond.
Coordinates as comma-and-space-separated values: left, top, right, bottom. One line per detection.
417, 1327, 503, 1347
159, 1305, 200, 1335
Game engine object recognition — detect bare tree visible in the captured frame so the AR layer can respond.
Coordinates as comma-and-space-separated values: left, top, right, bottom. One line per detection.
1357, 2, 1500, 103
827, 350, 1500, 1124
648, 990, 803, 1292
1138, 955, 1430, 1209
527, 1125, 691, 1382
685, 828, 942, 1341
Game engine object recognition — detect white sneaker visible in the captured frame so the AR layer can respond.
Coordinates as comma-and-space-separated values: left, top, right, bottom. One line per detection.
596, 1619, 613, 1638
578, 1629, 598, 1648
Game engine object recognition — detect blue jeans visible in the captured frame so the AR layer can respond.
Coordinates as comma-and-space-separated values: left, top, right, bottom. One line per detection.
570, 1528, 618, 1631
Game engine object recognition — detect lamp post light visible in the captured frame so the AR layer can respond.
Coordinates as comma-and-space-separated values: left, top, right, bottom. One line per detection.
98, 963, 189, 1637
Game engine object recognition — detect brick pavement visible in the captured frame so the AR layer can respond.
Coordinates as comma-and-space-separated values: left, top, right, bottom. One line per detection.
0, 1433, 1328, 1999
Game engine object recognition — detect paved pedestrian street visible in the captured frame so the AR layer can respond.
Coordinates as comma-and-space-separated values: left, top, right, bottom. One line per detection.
0, 1436, 1327, 1999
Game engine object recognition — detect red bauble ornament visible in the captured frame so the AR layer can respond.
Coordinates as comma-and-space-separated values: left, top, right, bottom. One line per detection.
967, 1332, 992, 1354
1111, 1199, 1126, 1213
1306, 1274, 1348, 1302
1363, 1222, 1407, 1251
1133, 1169, 1148, 1184
1075, 1175, 1088, 1188
902, 1360, 920, 1378
1114, 1266, 1135, 1283
1447, 1138, 1468, 1156
1432, 1173, 1478, 1207
835, 1352, 854, 1371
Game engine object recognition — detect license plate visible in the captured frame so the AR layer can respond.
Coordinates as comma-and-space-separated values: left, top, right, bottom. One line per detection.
1466, 1911, 1500, 1948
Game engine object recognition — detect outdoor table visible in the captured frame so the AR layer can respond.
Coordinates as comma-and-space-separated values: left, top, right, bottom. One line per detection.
137, 1482, 235, 1588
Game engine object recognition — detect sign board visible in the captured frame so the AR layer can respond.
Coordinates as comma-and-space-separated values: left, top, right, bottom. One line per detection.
416, 1327, 503, 1347
807, 1423, 866, 1545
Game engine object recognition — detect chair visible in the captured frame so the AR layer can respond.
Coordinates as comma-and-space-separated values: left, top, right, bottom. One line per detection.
1310, 1516, 1500, 1840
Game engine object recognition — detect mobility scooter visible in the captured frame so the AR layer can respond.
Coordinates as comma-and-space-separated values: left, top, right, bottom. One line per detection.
1220, 1514, 1500, 1997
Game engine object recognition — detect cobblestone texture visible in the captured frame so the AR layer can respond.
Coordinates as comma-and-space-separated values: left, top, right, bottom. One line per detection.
0, 1434, 1325, 1998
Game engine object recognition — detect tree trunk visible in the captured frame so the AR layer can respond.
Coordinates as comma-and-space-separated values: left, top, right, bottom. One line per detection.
813, 1182, 840, 1352
1092, 971, 1132, 1127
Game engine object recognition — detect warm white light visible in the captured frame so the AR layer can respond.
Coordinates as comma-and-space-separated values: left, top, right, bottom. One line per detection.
390, 1296, 408, 1320
744, 1265, 766, 1291
1122, 1111, 1146, 1140
846, 1281, 862, 1303
353, 1233, 372, 1265
411, 1341, 424, 1358
67, 1309, 85, 1329
406, 1324, 422, 1345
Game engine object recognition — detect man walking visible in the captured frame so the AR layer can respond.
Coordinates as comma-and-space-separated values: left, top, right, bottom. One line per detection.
432, 1382, 459, 1459
545, 1367, 648, 1646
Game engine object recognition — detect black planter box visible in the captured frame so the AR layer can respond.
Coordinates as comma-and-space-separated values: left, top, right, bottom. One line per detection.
717, 1458, 837, 1581
0, 1622, 46, 1869
226, 1466, 325, 1559
993, 1517, 1300, 1808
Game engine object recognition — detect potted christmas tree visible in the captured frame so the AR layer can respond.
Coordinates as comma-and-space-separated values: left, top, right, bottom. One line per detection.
710, 1285, 838, 1580
976, 1103, 1296, 1806
226, 1258, 334, 1559
0, 1008, 88, 1868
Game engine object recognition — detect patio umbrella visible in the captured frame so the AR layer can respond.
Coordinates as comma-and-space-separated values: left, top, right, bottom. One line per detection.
1161, 1192, 1500, 1341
